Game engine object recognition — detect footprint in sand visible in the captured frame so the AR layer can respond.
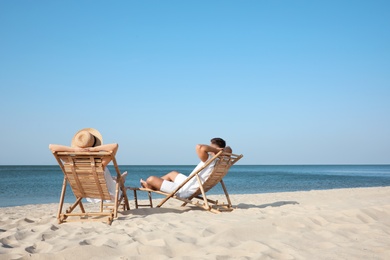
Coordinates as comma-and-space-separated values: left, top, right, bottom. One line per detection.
24, 241, 53, 254
79, 239, 90, 246
50, 225, 59, 231
0, 237, 15, 249
25, 244, 37, 253
79, 237, 114, 247
41, 232, 57, 241
175, 234, 197, 244
23, 218, 35, 223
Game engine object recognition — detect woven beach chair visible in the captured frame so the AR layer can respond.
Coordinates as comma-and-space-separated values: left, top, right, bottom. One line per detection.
129, 151, 243, 213
52, 151, 130, 225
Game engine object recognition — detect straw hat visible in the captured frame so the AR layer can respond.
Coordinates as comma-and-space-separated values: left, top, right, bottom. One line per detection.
71, 128, 103, 148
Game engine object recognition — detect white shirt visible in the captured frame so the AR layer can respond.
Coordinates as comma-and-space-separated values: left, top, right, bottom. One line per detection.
177, 158, 216, 198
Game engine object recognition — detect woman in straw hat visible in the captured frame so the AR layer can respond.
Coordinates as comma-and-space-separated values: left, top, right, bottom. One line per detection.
49, 128, 127, 201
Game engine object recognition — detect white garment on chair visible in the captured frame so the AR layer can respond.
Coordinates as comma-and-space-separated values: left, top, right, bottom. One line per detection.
86, 168, 117, 203
177, 158, 216, 198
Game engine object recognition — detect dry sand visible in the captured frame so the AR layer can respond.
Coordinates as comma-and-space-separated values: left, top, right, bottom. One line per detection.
1, 187, 389, 259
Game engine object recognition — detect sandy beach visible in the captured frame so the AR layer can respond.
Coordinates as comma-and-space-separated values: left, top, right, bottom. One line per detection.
1, 187, 389, 259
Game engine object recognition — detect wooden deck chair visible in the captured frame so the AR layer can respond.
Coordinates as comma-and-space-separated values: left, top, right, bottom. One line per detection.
52, 151, 130, 225
129, 151, 243, 213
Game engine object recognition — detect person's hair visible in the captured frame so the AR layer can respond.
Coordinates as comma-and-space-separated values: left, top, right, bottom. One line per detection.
210, 137, 226, 148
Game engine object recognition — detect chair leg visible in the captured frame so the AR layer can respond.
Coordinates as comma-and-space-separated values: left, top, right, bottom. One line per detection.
133, 189, 139, 209
57, 178, 67, 223
148, 191, 153, 208
100, 200, 104, 212
119, 185, 130, 211
196, 175, 210, 210
79, 201, 86, 213
66, 197, 83, 214
220, 180, 232, 208
123, 190, 130, 210
120, 194, 126, 211
114, 183, 119, 218
132, 189, 153, 208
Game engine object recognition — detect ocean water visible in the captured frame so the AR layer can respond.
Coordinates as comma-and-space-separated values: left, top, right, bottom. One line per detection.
1, 165, 390, 207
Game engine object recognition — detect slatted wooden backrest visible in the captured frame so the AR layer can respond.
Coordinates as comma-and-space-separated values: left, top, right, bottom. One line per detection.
55, 152, 112, 201
191, 153, 243, 197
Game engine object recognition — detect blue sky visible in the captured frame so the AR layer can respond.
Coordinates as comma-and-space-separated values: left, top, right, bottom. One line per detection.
0, 1, 389, 165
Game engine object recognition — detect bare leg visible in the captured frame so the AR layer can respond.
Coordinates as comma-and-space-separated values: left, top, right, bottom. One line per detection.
140, 179, 153, 189
140, 171, 180, 190
140, 176, 164, 190
161, 171, 180, 182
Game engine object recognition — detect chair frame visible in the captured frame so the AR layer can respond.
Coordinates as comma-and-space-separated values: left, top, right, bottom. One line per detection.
53, 151, 130, 224
130, 151, 243, 213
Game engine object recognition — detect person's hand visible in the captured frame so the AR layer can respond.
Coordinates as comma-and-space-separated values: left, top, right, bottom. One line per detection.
223, 146, 233, 153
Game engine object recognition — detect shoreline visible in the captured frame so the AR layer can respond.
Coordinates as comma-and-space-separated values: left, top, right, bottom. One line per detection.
1, 186, 390, 209
1, 186, 389, 259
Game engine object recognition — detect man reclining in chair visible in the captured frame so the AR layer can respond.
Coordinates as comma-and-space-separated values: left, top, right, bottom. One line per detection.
141, 138, 232, 198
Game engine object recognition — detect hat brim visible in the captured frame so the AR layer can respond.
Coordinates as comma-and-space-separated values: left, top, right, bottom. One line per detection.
71, 128, 103, 147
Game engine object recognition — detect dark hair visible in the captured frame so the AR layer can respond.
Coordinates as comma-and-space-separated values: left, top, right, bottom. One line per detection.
210, 137, 226, 148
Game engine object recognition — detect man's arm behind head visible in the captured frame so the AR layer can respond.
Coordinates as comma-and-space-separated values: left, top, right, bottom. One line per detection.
223, 146, 233, 154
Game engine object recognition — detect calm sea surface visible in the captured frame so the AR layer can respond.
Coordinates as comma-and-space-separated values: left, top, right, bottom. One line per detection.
1, 165, 390, 207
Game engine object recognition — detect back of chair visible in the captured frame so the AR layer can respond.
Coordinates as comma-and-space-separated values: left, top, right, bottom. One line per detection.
54, 152, 112, 201
191, 153, 243, 198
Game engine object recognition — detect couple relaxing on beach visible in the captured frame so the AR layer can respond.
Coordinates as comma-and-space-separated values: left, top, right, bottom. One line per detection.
49, 128, 232, 199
